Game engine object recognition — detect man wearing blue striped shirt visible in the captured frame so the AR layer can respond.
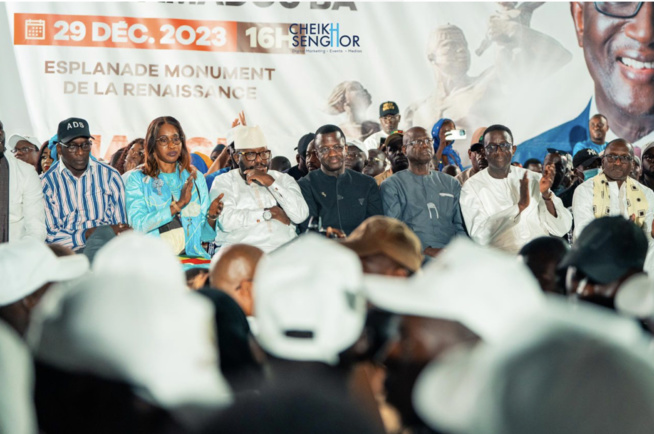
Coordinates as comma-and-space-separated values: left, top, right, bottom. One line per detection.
42, 118, 129, 252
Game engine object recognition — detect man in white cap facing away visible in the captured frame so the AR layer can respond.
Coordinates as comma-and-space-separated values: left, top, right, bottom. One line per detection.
413, 299, 654, 434
209, 125, 309, 253
363, 237, 545, 433
0, 239, 88, 336
28, 273, 232, 432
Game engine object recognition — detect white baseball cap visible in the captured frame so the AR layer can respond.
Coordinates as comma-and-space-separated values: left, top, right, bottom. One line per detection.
92, 231, 186, 291
232, 125, 268, 151
28, 273, 232, 427
363, 237, 546, 342
0, 321, 36, 434
0, 239, 89, 306
7, 134, 40, 152
412, 297, 653, 434
253, 234, 366, 365
346, 139, 366, 154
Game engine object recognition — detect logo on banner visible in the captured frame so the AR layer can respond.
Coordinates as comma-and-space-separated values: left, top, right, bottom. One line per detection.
25, 19, 46, 40
289, 22, 360, 53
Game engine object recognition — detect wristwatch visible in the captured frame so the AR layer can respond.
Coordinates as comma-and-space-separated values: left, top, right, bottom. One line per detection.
263, 209, 273, 221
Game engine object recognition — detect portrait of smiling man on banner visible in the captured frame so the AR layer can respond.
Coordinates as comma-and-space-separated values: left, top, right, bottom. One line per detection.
515, 2, 654, 163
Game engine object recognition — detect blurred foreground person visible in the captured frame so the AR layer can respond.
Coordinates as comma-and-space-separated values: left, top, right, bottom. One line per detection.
561, 216, 648, 310
0, 320, 37, 434
253, 234, 384, 431
413, 301, 654, 434
28, 273, 232, 433
0, 239, 88, 336
341, 216, 422, 277
363, 238, 545, 433
209, 243, 263, 318
519, 236, 569, 295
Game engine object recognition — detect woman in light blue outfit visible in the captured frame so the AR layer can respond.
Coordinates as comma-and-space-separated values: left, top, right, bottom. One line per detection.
125, 116, 223, 259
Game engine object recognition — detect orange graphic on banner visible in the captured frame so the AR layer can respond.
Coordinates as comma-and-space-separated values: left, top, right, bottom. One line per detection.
14, 13, 238, 52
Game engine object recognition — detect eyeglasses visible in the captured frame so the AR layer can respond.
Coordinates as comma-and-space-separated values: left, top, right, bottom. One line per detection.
11, 146, 37, 154
156, 135, 183, 148
408, 138, 433, 148
238, 150, 272, 161
317, 144, 345, 157
595, 2, 643, 18
604, 154, 634, 163
485, 142, 512, 153
60, 141, 92, 152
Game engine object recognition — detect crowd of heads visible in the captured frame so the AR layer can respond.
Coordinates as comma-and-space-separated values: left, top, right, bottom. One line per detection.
4, 77, 654, 434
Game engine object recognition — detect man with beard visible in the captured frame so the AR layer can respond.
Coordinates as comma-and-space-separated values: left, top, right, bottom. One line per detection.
562, 216, 648, 310
640, 142, 654, 190
363, 101, 401, 152
572, 139, 654, 242
299, 124, 382, 236
381, 127, 466, 257
460, 125, 572, 253
456, 140, 487, 185
362, 149, 387, 179
345, 140, 368, 173
375, 133, 408, 186
210, 126, 308, 253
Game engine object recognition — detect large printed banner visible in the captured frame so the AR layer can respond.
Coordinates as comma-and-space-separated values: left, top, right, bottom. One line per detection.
1, 2, 651, 165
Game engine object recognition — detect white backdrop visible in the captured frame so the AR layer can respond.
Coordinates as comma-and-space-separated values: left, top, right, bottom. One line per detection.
0, 2, 591, 163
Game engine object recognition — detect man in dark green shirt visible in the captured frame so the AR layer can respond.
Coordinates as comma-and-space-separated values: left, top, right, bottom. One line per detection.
298, 125, 382, 236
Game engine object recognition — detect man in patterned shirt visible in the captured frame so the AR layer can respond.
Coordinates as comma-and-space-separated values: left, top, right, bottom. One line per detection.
42, 117, 129, 253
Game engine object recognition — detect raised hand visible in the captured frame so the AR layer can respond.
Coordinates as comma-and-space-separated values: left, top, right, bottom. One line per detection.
518, 171, 530, 213
540, 163, 555, 194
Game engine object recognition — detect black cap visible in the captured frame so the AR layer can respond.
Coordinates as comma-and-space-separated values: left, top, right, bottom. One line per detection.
470, 142, 484, 152
295, 133, 315, 158
57, 117, 93, 144
573, 148, 601, 169
379, 101, 399, 117
559, 217, 648, 284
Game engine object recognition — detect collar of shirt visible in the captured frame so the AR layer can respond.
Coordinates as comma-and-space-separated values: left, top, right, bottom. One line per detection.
57, 158, 94, 178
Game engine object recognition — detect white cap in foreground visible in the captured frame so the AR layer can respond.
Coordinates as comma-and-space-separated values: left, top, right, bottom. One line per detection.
413, 297, 654, 434
0, 239, 89, 306
28, 273, 232, 427
363, 237, 546, 342
254, 234, 366, 365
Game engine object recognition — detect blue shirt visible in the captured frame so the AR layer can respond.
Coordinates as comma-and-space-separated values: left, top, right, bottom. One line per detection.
125, 165, 216, 259
572, 140, 607, 157
42, 159, 127, 251
381, 170, 466, 249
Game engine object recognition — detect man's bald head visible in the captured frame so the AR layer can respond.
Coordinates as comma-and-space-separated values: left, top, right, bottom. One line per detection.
210, 244, 264, 316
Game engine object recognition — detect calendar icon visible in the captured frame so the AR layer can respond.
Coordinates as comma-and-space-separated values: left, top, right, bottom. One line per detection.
25, 19, 45, 40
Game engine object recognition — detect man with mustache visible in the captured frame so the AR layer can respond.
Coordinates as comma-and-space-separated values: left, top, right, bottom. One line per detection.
381, 127, 466, 258
209, 126, 308, 253
571, 139, 654, 243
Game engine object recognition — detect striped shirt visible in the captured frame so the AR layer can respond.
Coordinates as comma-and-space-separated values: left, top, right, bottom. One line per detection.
42, 159, 127, 251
